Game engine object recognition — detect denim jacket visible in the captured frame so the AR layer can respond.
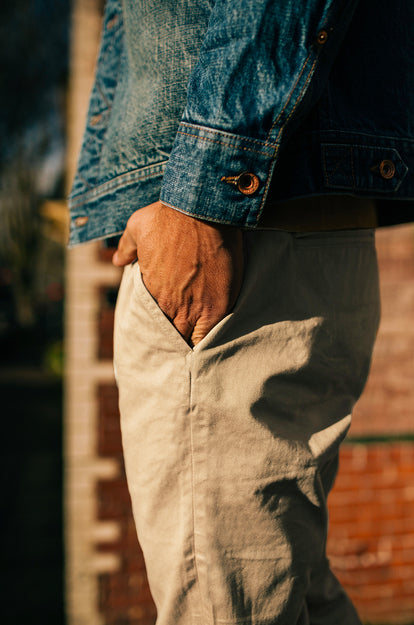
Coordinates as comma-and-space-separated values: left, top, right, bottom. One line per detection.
68, 0, 414, 246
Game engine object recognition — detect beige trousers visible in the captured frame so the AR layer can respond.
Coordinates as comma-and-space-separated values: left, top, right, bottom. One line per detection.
114, 229, 380, 625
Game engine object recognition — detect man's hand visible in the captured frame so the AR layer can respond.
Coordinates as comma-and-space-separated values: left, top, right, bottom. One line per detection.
112, 201, 244, 346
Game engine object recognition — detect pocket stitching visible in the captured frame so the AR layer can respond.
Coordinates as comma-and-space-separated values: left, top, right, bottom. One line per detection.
133, 264, 193, 354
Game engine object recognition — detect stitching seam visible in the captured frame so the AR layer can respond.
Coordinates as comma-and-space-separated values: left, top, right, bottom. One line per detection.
70, 165, 167, 209
179, 122, 277, 149
256, 151, 280, 223
176, 130, 275, 157
268, 49, 315, 140
161, 200, 255, 227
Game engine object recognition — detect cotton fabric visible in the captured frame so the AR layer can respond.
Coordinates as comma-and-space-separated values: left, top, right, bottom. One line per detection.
114, 228, 380, 625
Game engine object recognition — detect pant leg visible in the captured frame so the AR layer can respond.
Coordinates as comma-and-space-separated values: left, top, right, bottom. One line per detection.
114, 228, 380, 625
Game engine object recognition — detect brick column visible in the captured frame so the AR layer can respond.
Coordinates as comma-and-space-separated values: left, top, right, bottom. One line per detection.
65, 1, 125, 624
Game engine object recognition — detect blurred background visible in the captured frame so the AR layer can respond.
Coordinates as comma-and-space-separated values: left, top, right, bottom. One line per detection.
0, 0, 68, 623
0, 1, 413, 625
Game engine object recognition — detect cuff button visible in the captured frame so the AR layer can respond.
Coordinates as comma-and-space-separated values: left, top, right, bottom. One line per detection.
237, 172, 260, 195
221, 171, 260, 195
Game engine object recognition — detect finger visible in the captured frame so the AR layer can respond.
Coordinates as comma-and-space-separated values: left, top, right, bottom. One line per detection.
171, 311, 195, 345
172, 313, 219, 347
189, 315, 220, 346
112, 230, 138, 266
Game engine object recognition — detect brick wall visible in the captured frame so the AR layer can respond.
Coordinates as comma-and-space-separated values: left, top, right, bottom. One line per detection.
327, 224, 414, 624
97, 384, 156, 625
329, 444, 414, 624
65, 1, 124, 623
352, 225, 414, 436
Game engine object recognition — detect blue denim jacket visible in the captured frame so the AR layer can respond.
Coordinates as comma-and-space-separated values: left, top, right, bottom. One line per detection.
68, 0, 414, 246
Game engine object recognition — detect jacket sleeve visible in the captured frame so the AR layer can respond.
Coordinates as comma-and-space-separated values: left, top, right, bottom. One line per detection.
160, 0, 360, 227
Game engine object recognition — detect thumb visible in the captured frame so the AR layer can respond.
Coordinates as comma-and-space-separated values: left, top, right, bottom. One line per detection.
112, 229, 138, 267
189, 315, 220, 347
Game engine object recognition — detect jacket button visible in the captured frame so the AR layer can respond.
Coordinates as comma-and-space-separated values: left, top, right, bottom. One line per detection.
90, 113, 102, 126
107, 14, 118, 29
379, 159, 396, 180
316, 30, 328, 45
221, 171, 260, 195
236, 172, 260, 195
75, 216, 89, 227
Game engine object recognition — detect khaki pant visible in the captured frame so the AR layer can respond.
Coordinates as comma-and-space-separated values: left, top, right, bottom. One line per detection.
114, 229, 380, 625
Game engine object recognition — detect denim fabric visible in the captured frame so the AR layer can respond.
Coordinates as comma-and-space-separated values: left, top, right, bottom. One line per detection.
68, 0, 414, 246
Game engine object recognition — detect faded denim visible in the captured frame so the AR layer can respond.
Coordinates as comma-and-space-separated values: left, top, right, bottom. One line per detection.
68, 0, 414, 246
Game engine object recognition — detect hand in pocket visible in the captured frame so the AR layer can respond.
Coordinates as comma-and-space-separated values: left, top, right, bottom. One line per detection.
113, 201, 243, 346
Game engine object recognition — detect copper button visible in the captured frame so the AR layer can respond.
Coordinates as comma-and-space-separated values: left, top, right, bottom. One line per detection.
316, 30, 328, 45
107, 15, 118, 29
75, 216, 89, 227
236, 172, 260, 195
221, 171, 260, 195
379, 159, 396, 180
90, 113, 102, 126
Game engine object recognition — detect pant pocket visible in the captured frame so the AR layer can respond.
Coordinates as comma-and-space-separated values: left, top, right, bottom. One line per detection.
131, 262, 194, 353
132, 260, 246, 353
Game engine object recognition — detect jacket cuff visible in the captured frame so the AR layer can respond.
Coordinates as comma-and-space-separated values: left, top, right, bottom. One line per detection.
160, 122, 278, 227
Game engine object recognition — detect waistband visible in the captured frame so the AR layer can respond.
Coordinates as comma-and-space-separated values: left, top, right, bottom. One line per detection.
257, 195, 377, 231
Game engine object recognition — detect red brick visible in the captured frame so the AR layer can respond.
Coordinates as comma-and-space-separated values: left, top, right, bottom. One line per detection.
97, 285, 119, 360
97, 383, 122, 457
97, 476, 132, 520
